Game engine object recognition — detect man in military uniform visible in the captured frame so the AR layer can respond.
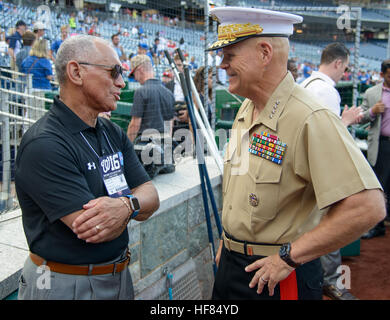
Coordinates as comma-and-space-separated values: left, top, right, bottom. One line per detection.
208, 7, 386, 300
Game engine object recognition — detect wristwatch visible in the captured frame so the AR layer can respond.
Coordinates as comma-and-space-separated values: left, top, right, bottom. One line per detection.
279, 243, 301, 269
126, 194, 140, 219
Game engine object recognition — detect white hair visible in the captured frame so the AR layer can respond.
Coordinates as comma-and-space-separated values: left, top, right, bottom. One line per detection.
55, 35, 109, 85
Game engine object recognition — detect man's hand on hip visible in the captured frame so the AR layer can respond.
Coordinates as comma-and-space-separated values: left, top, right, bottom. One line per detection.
245, 254, 294, 296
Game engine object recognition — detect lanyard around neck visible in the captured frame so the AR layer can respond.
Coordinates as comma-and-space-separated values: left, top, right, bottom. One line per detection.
80, 130, 115, 159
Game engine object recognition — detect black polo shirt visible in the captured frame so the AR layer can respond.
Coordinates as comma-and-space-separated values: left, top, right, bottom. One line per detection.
15, 97, 150, 264
130, 78, 175, 134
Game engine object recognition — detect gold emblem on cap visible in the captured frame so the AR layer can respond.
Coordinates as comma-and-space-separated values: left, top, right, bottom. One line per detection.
249, 193, 259, 207
218, 23, 263, 41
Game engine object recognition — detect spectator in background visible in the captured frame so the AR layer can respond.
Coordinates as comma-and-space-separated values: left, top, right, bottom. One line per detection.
21, 39, 53, 90
189, 56, 198, 71
287, 59, 298, 81
179, 37, 185, 50
137, 43, 153, 65
85, 14, 92, 27
371, 70, 381, 85
342, 68, 352, 81
49, 25, 69, 62
131, 25, 138, 38
359, 70, 370, 85
176, 66, 213, 125
132, 10, 138, 21
33, 21, 45, 40
195, 66, 213, 124
167, 54, 185, 104
302, 60, 312, 79
111, 33, 127, 62
0, 30, 8, 57
359, 59, 390, 239
151, 37, 161, 64
69, 12, 77, 31
8, 20, 26, 71
77, 10, 84, 25
16, 31, 35, 72
162, 70, 173, 85
138, 25, 144, 39
301, 43, 362, 127
127, 54, 175, 142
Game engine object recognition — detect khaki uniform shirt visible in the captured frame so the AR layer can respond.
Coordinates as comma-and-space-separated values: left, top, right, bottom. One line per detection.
222, 72, 381, 245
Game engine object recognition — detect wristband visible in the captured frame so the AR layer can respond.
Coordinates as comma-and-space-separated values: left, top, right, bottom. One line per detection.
119, 197, 132, 225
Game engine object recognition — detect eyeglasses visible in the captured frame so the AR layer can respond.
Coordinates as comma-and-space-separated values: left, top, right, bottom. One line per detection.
78, 62, 123, 80
129, 65, 140, 79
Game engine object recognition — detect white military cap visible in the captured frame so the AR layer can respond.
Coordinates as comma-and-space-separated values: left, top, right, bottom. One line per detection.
207, 6, 303, 51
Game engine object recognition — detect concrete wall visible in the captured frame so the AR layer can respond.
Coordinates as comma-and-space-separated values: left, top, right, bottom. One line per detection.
0, 157, 222, 300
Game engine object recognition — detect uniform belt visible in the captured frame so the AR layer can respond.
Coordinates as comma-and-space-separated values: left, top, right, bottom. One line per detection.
222, 232, 281, 256
380, 135, 390, 142
29, 251, 131, 276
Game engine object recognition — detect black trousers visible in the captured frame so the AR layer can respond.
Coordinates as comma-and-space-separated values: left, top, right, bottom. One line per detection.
212, 244, 323, 300
372, 137, 390, 228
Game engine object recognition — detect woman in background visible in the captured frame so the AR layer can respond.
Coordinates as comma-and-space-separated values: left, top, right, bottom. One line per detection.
21, 39, 53, 90
177, 65, 213, 125
193, 65, 213, 124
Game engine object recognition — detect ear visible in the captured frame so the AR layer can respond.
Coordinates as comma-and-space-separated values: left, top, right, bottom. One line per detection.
256, 40, 273, 66
335, 59, 343, 70
66, 60, 83, 86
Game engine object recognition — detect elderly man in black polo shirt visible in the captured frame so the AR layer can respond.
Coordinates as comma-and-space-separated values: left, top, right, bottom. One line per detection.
15, 35, 159, 300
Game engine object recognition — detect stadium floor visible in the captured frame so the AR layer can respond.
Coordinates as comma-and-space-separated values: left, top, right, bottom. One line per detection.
323, 225, 390, 300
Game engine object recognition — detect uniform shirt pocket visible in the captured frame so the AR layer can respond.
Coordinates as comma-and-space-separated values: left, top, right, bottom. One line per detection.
247, 159, 282, 221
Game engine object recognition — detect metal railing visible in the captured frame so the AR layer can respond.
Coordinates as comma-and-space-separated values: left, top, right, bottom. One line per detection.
0, 68, 53, 214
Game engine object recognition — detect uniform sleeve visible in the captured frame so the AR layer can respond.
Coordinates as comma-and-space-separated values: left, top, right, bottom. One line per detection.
15, 137, 95, 223
130, 89, 144, 117
294, 109, 381, 210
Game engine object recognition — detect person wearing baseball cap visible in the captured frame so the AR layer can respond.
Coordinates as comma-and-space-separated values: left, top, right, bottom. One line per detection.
127, 54, 175, 142
210, 6, 385, 300
33, 21, 46, 40
8, 20, 27, 71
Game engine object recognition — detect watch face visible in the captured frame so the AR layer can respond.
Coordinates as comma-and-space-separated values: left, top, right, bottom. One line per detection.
131, 197, 140, 211
280, 245, 287, 257
279, 243, 290, 258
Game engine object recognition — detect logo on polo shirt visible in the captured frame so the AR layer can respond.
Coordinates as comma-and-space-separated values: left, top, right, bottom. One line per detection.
87, 162, 96, 170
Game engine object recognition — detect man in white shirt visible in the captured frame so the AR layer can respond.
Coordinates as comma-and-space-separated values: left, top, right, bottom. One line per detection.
300, 43, 362, 126
300, 42, 362, 300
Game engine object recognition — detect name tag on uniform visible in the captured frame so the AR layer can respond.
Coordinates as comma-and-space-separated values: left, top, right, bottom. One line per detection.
99, 151, 130, 197
249, 131, 287, 165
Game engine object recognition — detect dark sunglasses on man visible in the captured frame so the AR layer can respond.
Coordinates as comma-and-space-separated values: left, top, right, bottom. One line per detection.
78, 62, 124, 80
